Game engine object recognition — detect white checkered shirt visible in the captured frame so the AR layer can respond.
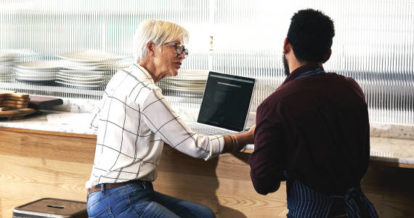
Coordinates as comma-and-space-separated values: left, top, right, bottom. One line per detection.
86, 64, 224, 188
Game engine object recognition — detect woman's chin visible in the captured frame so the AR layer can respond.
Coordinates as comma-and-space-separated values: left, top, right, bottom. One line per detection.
170, 70, 178, 77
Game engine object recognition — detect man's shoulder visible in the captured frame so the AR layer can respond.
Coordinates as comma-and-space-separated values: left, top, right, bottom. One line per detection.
257, 89, 286, 116
326, 72, 359, 83
326, 72, 364, 94
261, 83, 293, 105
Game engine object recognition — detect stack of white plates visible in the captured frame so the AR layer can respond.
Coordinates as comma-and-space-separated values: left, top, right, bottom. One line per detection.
56, 70, 110, 89
14, 60, 64, 84
56, 50, 127, 89
0, 52, 14, 82
159, 70, 208, 97
0, 49, 37, 82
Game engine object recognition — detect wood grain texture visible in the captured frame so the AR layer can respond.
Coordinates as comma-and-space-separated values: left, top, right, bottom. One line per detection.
0, 154, 91, 217
0, 127, 96, 163
154, 147, 287, 217
0, 127, 413, 217
0, 126, 97, 139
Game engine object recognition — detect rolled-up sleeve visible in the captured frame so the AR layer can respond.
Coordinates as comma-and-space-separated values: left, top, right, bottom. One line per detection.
142, 88, 224, 160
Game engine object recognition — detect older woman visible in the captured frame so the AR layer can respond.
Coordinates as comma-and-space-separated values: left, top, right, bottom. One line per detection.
86, 19, 254, 218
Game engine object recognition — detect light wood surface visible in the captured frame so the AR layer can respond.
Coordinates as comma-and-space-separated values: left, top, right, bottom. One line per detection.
0, 127, 413, 217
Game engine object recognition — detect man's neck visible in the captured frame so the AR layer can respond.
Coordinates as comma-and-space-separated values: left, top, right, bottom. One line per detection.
288, 60, 303, 74
289, 60, 322, 74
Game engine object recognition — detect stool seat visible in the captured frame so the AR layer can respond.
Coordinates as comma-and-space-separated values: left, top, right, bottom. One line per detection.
13, 198, 87, 218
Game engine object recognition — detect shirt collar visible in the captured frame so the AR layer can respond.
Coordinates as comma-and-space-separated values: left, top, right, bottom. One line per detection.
283, 63, 324, 84
131, 63, 154, 83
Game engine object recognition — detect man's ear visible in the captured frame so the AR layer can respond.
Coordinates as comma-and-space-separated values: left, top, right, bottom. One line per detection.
146, 41, 155, 56
283, 38, 291, 54
323, 49, 332, 63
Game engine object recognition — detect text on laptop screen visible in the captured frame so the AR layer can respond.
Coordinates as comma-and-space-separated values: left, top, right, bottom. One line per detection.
197, 71, 255, 131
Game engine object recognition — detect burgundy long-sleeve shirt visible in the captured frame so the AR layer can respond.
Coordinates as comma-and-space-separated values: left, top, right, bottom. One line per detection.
250, 64, 370, 195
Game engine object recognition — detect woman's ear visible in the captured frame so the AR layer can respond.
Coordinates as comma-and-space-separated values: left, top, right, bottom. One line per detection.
146, 41, 155, 56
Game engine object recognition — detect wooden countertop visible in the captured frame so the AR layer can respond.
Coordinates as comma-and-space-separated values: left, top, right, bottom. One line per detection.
0, 125, 413, 217
0, 111, 414, 168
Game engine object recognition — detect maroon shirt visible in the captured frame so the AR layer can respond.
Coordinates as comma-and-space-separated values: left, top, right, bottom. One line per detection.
250, 64, 370, 195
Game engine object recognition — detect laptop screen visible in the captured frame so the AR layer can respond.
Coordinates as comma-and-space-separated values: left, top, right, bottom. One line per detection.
197, 71, 255, 131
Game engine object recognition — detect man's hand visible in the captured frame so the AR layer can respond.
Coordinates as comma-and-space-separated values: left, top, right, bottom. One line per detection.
222, 125, 255, 153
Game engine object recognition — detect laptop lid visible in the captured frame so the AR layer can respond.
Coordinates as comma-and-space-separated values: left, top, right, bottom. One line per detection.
197, 71, 255, 131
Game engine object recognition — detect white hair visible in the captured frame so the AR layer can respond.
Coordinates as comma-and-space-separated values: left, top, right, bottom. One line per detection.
133, 19, 189, 63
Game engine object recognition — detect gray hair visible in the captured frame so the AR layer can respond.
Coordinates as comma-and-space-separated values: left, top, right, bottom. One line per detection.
133, 19, 189, 63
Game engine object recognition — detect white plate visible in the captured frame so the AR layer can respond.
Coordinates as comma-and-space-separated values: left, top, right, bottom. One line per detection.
16, 76, 55, 81
16, 60, 65, 70
163, 89, 204, 97
161, 84, 205, 90
15, 73, 56, 78
56, 79, 104, 85
166, 86, 205, 92
14, 67, 58, 73
63, 59, 117, 66
15, 70, 56, 77
64, 65, 118, 71
64, 60, 119, 67
56, 73, 105, 80
16, 73, 55, 79
178, 70, 208, 75
57, 50, 123, 63
161, 79, 206, 86
15, 67, 58, 73
56, 76, 104, 83
59, 69, 112, 75
56, 80, 103, 88
165, 76, 207, 81
57, 71, 106, 77
172, 70, 208, 79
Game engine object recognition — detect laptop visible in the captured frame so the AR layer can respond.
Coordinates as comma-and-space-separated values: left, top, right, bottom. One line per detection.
189, 71, 255, 135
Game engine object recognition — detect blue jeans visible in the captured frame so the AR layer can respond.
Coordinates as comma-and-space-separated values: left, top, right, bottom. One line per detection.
87, 181, 215, 218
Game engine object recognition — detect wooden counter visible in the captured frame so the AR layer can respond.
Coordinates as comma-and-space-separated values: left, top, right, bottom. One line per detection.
1, 127, 414, 217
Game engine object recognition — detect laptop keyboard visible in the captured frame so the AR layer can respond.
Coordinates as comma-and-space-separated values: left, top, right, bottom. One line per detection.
187, 122, 238, 136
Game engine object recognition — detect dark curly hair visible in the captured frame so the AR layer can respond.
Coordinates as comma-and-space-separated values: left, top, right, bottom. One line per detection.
287, 9, 335, 63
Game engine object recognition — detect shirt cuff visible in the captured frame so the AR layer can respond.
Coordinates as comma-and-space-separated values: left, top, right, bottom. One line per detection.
204, 136, 225, 161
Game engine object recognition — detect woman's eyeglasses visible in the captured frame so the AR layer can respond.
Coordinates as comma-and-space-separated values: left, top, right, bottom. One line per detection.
164, 42, 189, 56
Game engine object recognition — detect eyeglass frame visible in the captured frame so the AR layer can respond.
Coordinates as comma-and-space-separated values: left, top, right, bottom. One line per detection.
163, 42, 189, 56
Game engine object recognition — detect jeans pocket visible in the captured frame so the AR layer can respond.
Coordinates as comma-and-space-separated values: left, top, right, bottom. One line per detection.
88, 207, 114, 218
87, 191, 104, 209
